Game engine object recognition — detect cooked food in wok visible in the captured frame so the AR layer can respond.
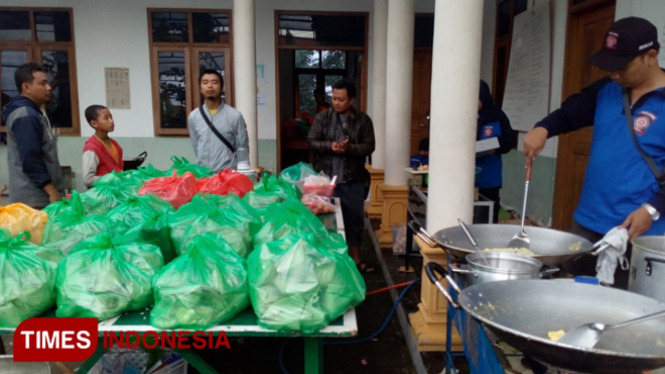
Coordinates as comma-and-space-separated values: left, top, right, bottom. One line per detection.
548, 330, 565, 342
568, 241, 582, 251
483, 247, 535, 256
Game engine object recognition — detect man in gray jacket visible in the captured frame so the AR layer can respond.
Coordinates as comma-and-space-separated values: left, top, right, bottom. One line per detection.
188, 69, 250, 172
1, 63, 64, 208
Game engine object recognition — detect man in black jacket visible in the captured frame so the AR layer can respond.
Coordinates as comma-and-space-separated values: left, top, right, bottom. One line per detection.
307, 79, 376, 272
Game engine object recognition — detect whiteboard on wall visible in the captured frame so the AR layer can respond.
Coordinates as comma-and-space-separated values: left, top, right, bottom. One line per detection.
501, 4, 551, 132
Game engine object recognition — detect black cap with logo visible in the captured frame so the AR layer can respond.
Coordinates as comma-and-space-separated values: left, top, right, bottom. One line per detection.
589, 17, 660, 71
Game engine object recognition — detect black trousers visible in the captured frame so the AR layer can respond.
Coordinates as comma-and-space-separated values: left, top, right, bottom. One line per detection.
333, 180, 365, 248
565, 220, 631, 289
478, 187, 501, 224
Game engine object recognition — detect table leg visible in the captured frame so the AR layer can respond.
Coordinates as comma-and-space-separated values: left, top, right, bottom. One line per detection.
175, 350, 219, 374
303, 337, 323, 374
75, 338, 107, 374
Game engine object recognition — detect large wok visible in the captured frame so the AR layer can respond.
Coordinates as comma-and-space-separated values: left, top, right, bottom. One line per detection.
413, 222, 597, 267
445, 277, 665, 373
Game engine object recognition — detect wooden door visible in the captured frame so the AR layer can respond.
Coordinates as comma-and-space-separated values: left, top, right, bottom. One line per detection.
551, 0, 615, 231
411, 50, 432, 155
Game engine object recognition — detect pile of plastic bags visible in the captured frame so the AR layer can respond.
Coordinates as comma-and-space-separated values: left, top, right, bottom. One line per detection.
0, 158, 367, 332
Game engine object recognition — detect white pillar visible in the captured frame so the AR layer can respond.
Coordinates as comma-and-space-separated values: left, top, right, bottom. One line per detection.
371, 0, 388, 169
427, 1, 484, 229
233, 0, 258, 167
384, 0, 415, 186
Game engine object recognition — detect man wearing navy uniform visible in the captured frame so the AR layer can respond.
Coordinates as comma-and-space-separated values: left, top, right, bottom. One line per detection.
523, 17, 665, 288
476, 80, 517, 224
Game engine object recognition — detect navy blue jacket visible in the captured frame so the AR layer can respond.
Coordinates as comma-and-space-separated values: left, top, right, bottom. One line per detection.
536, 77, 665, 235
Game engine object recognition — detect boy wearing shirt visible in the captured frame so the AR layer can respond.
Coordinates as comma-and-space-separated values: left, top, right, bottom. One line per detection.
82, 105, 124, 188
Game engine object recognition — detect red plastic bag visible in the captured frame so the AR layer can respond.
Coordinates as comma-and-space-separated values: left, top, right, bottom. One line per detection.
196, 170, 254, 198
139, 171, 197, 209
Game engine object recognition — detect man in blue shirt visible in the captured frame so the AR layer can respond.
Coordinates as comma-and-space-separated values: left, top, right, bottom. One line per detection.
524, 17, 665, 288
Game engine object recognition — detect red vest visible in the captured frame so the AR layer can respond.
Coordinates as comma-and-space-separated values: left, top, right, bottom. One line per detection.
83, 136, 124, 176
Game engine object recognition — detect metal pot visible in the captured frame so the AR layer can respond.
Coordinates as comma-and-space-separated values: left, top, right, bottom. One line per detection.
451, 252, 558, 286
630, 236, 665, 303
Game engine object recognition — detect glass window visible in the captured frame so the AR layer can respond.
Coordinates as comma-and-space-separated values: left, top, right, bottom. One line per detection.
41, 50, 73, 128
295, 50, 320, 69
1, 50, 29, 122
279, 14, 365, 47
298, 74, 316, 116
515, 0, 528, 16
192, 13, 230, 43
152, 12, 189, 43
498, 1, 511, 37
157, 51, 187, 129
0, 11, 31, 41
34, 11, 72, 42
414, 16, 434, 48
322, 50, 345, 69
198, 51, 226, 100
325, 74, 343, 102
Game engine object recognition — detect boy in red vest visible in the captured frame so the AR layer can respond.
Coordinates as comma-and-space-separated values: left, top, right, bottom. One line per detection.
82, 105, 124, 188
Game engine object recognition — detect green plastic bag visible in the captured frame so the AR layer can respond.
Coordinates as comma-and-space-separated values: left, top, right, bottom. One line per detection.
130, 164, 169, 181
43, 193, 78, 218
168, 156, 212, 179
169, 198, 249, 257
43, 191, 111, 255
56, 233, 164, 320
94, 170, 144, 188
243, 174, 301, 216
80, 180, 140, 216
151, 233, 249, 330
254, 201, 329, 248
115, 211, 177, 264
107, 195, 174, 236
248, 233, 365, 332
279, 162, 317, 192
0, 230, 65, 327
192, 193, 262, 243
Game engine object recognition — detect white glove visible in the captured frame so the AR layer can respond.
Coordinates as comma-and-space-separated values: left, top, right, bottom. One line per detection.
595, 227, 630, 285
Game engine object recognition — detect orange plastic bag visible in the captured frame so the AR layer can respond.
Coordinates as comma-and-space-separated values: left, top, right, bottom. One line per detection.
139, 171, 197, 210
196, 169, 254, 198
0, 203, 48, 244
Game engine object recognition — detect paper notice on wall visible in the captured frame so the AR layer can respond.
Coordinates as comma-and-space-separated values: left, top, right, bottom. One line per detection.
257, 93, 266, 107
501, 4, 551, 132
105, 68, 131, 109
659, 22, 665, 68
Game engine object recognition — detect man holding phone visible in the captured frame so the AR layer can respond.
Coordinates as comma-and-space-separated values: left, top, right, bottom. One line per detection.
308, 79, 376, 273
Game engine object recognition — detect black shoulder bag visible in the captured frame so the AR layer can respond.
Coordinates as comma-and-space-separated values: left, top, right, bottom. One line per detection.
199, 104, 235, 153
622, 90, 665, 187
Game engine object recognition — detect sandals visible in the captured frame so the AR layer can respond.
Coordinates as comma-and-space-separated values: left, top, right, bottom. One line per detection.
356, 260, 376, 274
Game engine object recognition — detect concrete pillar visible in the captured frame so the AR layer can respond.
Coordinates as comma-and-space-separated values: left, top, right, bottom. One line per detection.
384, 0, 415, 186
233, 0, 258, 167
428, 0, 483, 229
371, 0, 388, 169
376, 0, 414, 247
409, 0, 484, 352
367, 0, 388, 219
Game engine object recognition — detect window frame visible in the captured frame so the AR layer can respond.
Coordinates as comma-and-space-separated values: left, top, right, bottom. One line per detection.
147, 8, 234, 137
0, 7, 79, 135
491, 0, 528, 107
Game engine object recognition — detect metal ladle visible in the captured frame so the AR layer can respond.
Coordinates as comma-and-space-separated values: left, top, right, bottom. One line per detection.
558, 309, 665, 349
508, 158, 532, 249
458, 218, 490, 267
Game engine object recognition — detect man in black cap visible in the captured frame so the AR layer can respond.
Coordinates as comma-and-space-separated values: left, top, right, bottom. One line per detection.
523, 17, 665, 288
